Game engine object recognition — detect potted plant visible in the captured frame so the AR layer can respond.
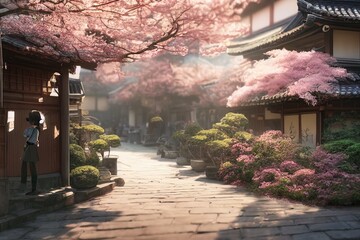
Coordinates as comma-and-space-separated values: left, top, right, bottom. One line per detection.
100, 134, 121, 175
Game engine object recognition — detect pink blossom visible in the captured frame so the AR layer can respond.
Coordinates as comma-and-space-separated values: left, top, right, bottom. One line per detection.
227, 49, 348, 107
280, 160, 302, 174
253, 168, 282, 183
236, 155, 255, 165
0, 0, 257, 66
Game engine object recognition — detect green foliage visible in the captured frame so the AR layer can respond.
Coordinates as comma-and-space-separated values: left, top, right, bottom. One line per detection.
172, 130, 187, 143
82, 124, 105, 135
219, 112, 248, 129
253, 131, 299, 165
213, 113, 248, 137
189, 135, 207, 145
150, 116, 163, 122
323, 139, 357, 153
184, 122, 202, 136
205, 139, 233, 166
322, 139, 360, 172
234, 131, 253, 142
70, 144, 86, 170
88, 139, 108, 158
345, 143, 360, 166
85, 151, 100, 167
195, 128, 228, 141
100, 134, 121, 148
70, 165, 99, 189
322, 111, 360, 142
99, 134, 121, 157
69, 132, 78, 144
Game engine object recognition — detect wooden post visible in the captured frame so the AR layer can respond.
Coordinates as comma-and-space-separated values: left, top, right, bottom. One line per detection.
60, 67, 70, 186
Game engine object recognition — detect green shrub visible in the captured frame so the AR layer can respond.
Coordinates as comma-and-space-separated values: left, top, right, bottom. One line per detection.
70, 144, 86, 170
323, 139, 357, 153
195, 128, 228, 141
213, 113, 248, 137
99, 134, 121, 157
172, 130, 187, 143
88, 139, 108, 158
86, 151, 100, 167
345, 143, 360, 166
184, 122, 202, 136
205, 138, 233, 167
100, 134, 121, 148
234, 131, 253, 142
82, 124, 105, 135
219, 113, 248, 129
70, 165, 99, 189
150, 116, 163, 122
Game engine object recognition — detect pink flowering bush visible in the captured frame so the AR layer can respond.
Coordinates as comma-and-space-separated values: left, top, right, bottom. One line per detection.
279, 160, 302, 174
218, 129, 360, 206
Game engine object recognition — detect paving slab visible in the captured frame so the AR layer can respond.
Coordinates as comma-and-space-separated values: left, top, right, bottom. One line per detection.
0, 142, 359, 240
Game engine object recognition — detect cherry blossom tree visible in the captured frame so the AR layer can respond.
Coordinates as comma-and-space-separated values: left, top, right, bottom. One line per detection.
0, 0, 259, 67
109, 53, 245, 106
227, 49, 349, 107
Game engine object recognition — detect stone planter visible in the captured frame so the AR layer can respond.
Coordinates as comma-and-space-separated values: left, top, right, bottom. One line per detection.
190, 159, 207, 172
176, 157, 190, 166
205, 166, 219, 180
98, 166, 112, 183
102, 156, 118, 175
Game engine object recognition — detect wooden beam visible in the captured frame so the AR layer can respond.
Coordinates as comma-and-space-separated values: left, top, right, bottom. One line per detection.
60, 67, 69, 186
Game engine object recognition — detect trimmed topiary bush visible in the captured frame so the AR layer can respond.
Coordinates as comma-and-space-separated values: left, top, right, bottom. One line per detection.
70, 144, 86, 170
88, 139, 108, 158
100, 134, 121, 157
70, 165, 99, 189
86, 151, 101, 167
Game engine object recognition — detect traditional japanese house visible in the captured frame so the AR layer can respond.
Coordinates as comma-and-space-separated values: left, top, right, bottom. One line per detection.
226, 0, 360, 147
0, 35, 89, 216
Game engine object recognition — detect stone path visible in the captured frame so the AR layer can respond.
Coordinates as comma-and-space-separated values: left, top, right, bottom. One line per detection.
1, 143, 360, 240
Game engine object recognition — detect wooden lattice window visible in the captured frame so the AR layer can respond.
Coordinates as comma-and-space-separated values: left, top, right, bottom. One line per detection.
4, 65, 53, 95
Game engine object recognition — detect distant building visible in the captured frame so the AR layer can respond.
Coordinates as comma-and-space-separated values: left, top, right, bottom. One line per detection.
227, 0, 360, 147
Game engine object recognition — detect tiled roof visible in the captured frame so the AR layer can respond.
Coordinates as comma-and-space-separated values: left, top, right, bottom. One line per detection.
298, 0, 360, 21
228, 0, 360, 56
69, 78, 85, 97
227, 23, 309, 56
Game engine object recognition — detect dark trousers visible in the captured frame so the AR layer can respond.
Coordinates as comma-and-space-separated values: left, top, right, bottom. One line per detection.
21, 161, 37, 191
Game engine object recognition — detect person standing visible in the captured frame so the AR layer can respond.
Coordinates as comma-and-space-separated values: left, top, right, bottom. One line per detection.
18, 111, 41, 195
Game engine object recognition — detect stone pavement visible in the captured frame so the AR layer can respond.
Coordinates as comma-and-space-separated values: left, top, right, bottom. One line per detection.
0, 142, 359, 240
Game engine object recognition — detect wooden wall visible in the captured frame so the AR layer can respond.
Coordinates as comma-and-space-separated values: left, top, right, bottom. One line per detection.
2, 61, 61, 177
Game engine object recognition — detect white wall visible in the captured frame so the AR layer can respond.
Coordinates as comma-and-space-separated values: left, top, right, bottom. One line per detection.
274, 0, 298, 23
252, 6, 271, 32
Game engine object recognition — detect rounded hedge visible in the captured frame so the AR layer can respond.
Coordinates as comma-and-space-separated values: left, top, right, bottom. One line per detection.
100, 134, 121, 148
88, 139, 109, 155
70, 144, 86, 170
86, 151, 100, 167
70, 165, 99, 189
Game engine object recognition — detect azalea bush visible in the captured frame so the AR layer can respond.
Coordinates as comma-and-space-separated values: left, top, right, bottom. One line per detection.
218, 130, 360, 206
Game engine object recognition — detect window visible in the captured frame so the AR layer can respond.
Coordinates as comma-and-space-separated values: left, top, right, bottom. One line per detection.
7, 111, 15, 132
248, 0, 298, 33
333, 30, 360, 59
284, 113, 317, 148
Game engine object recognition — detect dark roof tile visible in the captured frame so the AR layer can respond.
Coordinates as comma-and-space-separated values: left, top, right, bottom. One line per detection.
298, 0, 360, 21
